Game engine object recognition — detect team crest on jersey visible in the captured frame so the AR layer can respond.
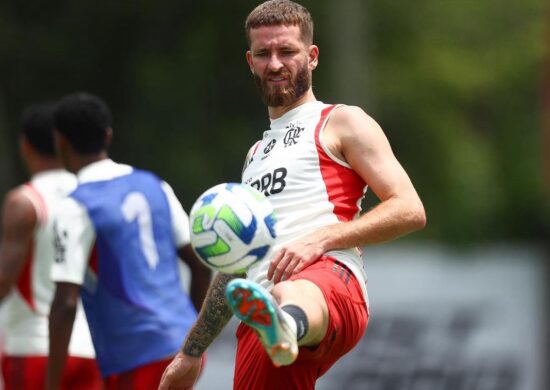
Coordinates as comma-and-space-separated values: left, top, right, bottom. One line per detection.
283, 123, 304, 147
53, 221, 68, 264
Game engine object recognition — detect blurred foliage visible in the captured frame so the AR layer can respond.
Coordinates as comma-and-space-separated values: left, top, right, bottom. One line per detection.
366, 0, 547, 244
0, 0, 546, 245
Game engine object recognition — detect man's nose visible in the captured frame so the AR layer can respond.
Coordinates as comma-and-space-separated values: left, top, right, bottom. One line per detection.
267, 54, 284, 72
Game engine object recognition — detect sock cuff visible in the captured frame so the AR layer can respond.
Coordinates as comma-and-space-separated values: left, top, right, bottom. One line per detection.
282, 304, 309, 341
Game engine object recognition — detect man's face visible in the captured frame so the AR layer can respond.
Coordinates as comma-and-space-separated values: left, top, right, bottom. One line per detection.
246, 24, 318, 107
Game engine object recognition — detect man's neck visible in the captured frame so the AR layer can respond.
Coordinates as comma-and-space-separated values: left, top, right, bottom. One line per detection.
28, 157, 64, 176
70, 152, 109, 174
268, 90, 316, 120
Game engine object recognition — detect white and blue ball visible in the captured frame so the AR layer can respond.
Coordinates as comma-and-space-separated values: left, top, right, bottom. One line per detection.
189, 183, 277, 274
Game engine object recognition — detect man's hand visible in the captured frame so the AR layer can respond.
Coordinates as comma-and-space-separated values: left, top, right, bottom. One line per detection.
158, 352, 204, 390
268, 229, 328, 284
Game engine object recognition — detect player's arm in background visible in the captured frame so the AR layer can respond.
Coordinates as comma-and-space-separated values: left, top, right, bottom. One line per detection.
46, 199, 92, 390
161, 181, 212, 311
177, 244, 211, 311
159, 271, 239, 390
0, 188, 37, 301
269, 105, 427, 283
47, 282, 80, 390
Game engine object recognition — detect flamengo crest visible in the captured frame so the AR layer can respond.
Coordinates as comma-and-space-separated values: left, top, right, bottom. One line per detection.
283, 123, 304, 147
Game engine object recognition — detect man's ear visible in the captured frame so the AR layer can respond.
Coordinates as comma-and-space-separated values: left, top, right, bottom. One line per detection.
105, 127, 113, 147
308, 45, 319, 70
53, 131, 66, 154
19, 136, 32, 159
246, 51, 255, 74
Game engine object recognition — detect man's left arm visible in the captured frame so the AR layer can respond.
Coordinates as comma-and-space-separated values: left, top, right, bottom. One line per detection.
46, 198, 95, 389
0, 189, 37, 301
46, 282, 80, 390
269, 105, 426, 282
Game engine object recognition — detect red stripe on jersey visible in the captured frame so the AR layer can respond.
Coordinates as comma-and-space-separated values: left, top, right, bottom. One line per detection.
251, 141, 261, 157
89, 244, 99, 274
16, 241, 36, 311
22, 184, 48, 224
314, 105, 366, 222
243, 141, 262, 173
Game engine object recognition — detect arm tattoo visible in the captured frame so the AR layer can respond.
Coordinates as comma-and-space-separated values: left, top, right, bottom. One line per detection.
183, 272, 240, 357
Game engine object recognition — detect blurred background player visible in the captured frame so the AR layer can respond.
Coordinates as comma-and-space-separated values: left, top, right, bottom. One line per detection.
0, 103, 101, 389
45, 92, 211, 390
159, 1, 425, 389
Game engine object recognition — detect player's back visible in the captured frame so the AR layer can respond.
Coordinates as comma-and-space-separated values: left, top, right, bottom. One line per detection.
70, 165, 196, 376
0, 169, 95, 358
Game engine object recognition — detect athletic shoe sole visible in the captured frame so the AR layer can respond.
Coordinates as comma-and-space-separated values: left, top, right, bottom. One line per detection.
225, 278, 298, 367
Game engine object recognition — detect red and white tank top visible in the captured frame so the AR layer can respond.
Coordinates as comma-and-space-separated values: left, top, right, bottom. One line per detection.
0, 170, 95, 357
242, 101, 369, 304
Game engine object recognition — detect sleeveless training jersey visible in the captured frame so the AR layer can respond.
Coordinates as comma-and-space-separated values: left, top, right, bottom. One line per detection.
50, 160, 196, 377
0, 170, 95, 358
242, 101, 369, 304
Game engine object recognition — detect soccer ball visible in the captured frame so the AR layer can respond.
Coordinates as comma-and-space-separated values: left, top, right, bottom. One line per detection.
189, 183, 277, 274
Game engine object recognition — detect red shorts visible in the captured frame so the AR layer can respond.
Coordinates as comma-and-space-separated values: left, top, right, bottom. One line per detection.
104, 354, 207, 390
104, 357, 172, 390
1, 355, 102, 390
233, 256, 369, 390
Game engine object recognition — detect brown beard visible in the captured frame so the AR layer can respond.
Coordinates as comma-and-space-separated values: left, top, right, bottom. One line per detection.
254, 64, 310, 107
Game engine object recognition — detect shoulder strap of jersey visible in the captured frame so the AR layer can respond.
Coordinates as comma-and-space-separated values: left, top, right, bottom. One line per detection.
20, 183, 47, 226
242, 140, 261, 173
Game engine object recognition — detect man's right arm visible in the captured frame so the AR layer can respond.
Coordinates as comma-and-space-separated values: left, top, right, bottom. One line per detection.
159, 272, 239, 389
177, 244, 211, 312
160, 181, 212, 311
182, 271, 237, 356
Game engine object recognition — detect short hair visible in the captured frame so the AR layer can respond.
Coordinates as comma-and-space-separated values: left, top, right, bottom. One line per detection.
245, 0, 314, 46
54, 92, 112, 154
20, 103, 57, 156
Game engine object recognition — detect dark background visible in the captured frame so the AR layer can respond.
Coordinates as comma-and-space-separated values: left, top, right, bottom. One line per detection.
0, 1, 548, 388
0, 0, 547, 246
